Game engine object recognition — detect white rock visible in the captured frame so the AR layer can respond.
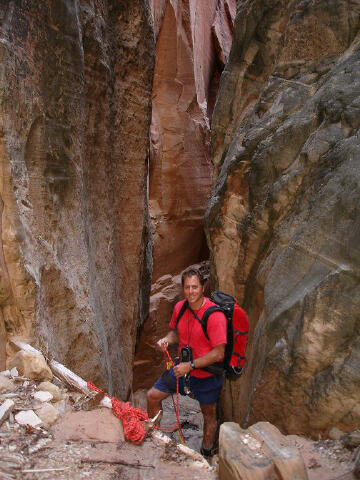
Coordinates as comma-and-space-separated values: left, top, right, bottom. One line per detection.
15, 410, 42, 427
38, 381, 62, 401
0, 374, 17, 393
10, 367, 19, 377
33, 391, 53, 402
36, 403, 60, 426
0, 370, 11, 377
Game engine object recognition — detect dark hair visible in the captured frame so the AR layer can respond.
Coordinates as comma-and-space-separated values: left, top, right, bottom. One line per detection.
181, 268, 205, 286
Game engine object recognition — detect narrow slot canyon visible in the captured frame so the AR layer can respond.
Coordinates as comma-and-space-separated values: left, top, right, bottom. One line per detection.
0, 1, 360, 479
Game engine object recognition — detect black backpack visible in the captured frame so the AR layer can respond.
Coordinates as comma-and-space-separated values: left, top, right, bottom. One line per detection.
175, 291, 249, 379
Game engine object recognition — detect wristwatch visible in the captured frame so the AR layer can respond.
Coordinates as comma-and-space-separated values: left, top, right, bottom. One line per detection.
190, 360, 196, 370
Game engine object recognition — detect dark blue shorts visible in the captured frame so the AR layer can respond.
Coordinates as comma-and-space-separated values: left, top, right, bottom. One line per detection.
153, 367, 224, 405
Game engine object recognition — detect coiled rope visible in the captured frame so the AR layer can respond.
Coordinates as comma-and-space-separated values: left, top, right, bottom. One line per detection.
87, 382, 149, 445
87, 346, 185, 445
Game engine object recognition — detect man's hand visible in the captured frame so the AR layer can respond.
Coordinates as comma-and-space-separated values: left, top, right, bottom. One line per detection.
156, 337, 169, 351
156, 330, 178, 351
173, 362, 191, 378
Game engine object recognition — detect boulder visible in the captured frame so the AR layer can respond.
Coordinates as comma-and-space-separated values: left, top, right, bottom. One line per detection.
0, 374, 16, 393
219, 422, 308, 480
36, 403, 60, 427
15, 410, 42, 428
219, 422, 275, 480
38, 381, 62, 402
53, 408, 125, 443
9, 351, 52, 382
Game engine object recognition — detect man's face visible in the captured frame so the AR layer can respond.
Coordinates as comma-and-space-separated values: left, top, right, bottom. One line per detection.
183, 275, 204, 307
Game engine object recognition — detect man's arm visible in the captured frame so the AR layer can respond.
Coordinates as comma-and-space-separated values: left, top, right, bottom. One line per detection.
173, 344, 225, 378
157, 330, 178, 350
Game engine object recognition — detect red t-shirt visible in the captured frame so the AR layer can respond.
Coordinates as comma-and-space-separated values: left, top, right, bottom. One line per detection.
169, 298, 227, 378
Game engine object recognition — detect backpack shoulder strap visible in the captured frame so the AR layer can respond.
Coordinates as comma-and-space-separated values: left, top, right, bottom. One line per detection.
175, 300, 189, 330
199, 306, 223, 340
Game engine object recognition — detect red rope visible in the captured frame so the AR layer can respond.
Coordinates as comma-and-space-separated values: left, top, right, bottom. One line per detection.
87, 382, 149, 445
87, 345, 185, 445
154, 346, 185, 444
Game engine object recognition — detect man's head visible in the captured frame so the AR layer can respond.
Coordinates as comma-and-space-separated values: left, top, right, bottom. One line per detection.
181, 269, 205, 308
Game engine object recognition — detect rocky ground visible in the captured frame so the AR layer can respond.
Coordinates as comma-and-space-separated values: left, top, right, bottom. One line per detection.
0, 350, 359, 480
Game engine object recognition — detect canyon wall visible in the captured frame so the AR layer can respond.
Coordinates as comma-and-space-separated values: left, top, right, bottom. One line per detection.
0, 0, 154, 399
207, 0, 360, 437
133, 0, 235, 389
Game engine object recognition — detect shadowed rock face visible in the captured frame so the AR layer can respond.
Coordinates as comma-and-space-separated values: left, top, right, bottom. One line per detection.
206, 0, 360, 436
0, 0, 154, 399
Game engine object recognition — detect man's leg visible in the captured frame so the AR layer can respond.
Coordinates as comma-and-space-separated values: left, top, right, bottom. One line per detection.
147, 387, 170, 418
200, 402, 217, 450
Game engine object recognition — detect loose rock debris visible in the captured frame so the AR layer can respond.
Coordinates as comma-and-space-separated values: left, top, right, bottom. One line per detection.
0, 339, 214, 480
1, 337, 358, 480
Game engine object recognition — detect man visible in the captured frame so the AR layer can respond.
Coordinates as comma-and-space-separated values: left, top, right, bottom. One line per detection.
147, 268, 227, 458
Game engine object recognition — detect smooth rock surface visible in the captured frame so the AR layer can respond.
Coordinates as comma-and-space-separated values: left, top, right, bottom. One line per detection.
206, 0, 360, 436
15, 410, 42, 428
53, 408, 125, 443
33, 391, 53, 403
9, 351, 52, 382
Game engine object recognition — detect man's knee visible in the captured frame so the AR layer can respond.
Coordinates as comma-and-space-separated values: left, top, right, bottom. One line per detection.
147, 387, 168, 404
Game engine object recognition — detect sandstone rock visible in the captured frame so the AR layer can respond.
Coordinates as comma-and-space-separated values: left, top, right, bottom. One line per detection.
329, 427, 345, 441
149, 0, 234, 284
33, 391, 53, 403
0, 0, 154, 400
36, 403, 60, 427
38, 381, 62, 402
53, 408, 125, 443
219, 422, 308, 480
249, 422, 307, 479
0, 374, 16, 393
9, 351, 52, 382
15, 410, 42, 428
0, 399, 15, 426
343, 431, 360, 449
219, 422, 275, 480
206, 0, 360, 436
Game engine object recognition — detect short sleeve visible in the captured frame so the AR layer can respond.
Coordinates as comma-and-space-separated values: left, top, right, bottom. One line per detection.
169, 301, 183, 330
